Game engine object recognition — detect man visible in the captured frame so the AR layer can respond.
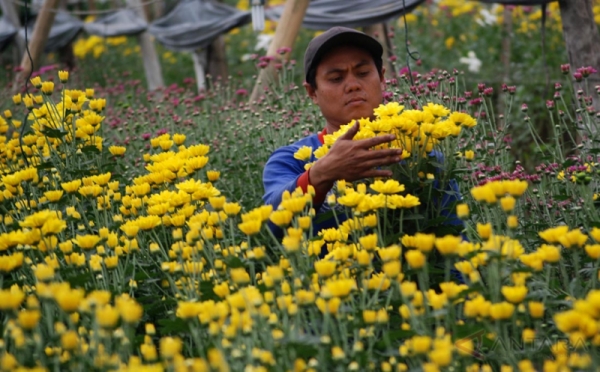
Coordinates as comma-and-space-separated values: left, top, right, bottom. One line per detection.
262, 26, 403, 233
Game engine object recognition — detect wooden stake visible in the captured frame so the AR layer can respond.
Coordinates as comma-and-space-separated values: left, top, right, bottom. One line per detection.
127, 0, 164, 90
363, 23, 394, 80
15, 0, 60, 84
0, 0, 25, 65
249, 0, 310, 105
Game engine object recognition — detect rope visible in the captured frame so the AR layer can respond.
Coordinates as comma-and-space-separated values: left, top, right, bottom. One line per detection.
401, 0, 419, 86
19, 0, 35, 169
540, 3, 550, 94
8, 0, 163, 15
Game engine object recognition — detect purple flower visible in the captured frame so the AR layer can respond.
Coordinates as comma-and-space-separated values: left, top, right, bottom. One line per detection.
235, 89, 248, 96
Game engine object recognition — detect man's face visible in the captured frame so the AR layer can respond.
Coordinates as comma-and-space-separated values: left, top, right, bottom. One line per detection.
304, 45, 385, 131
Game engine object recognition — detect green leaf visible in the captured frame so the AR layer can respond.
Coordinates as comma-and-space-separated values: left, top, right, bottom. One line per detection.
41, 127, 69, 139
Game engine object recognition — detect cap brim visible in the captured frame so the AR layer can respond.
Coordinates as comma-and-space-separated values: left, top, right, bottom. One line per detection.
305, 31, 383, 81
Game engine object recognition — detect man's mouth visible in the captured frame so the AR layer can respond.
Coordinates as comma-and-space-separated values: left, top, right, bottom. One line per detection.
346, 97, 366, 106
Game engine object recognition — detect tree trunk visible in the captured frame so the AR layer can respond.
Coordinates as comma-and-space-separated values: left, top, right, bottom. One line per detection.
559, 0, 600, 149
206, 0, 228, 86
207, 35, 228, 85
559, 0, 600, 113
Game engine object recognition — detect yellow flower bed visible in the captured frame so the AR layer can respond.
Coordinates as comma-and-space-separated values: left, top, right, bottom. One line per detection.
0, 76, 599, 371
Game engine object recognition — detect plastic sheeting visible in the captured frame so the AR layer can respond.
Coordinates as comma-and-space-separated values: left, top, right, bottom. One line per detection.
19, 11, 83, 52
148, 0, 251, 51
0, 17, 17, 52
83, 9, 148, 37
265, 0, 426, 30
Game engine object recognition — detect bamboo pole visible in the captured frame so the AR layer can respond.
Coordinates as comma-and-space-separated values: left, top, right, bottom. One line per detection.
15, 0, 60, 84
249, 0, 309, 105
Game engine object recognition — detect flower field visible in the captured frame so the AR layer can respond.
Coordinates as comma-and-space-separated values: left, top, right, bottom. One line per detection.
1, 1, 600, 371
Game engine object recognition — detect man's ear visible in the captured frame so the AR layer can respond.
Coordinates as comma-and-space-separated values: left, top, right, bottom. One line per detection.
303, 82, 318, 104
379, 66, 387, 91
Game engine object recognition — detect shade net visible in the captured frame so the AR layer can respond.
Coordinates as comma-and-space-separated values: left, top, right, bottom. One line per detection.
19, 11, 83, 52
265, 0, 426, 30
83, 9, 148, 37
148, 0, 251, 51
477, 0, 554, 4
0, 16, 17, 52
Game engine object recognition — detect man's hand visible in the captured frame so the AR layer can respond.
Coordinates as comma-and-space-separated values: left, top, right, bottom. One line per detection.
309, 121, 403, 194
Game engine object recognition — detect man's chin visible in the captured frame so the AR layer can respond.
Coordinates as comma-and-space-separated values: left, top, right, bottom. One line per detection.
345, 106, 375, 122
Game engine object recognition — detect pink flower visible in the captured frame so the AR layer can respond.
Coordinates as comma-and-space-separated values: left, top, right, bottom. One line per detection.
577, 66, 598, 77
276, 46, 291, 55
235, 89, 248, 96
39, 64, 56, 74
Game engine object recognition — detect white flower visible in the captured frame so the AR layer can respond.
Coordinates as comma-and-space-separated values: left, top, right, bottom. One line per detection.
476, 8, 498, 27
255, 34, 273, 51
459, 51, 482, 73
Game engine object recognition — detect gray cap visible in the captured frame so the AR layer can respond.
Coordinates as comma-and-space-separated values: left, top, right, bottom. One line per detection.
303, 26, 383, 83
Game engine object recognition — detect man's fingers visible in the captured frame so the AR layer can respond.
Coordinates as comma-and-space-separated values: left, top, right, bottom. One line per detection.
362, 148, 403, 160
359, 133, 397, 148
338, 121, 360, 140
360, 155, 401, 170
359, 169, 394, 179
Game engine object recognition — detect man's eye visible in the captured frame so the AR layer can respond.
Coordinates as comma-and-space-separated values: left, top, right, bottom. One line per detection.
329, 76, 342, 82
358, 71, 370, 77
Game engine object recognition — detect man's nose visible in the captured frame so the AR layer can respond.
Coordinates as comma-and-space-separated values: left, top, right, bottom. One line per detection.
345, 74, 362, 92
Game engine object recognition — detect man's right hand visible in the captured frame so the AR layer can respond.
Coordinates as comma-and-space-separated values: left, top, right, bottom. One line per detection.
308, 121, 403, 194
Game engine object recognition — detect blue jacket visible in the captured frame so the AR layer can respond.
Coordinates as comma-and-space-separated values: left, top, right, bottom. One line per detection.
262, 133, 463, 237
